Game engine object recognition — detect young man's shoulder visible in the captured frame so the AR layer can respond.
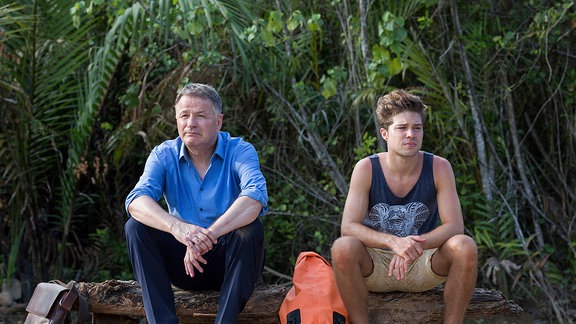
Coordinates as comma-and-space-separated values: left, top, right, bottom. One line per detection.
358, 152, 382, 162
355, 153, 380, 169
430, 154, 456, 183
429, 153, 452, 168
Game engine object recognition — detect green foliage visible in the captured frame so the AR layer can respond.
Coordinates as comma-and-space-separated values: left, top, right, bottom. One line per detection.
367, 11, 407, 88
1, 0, 574, 321
354, 133, 379, 161
320, 67, 347, 99
1, 0, 104, 282
474, 212, 528, 298
0, 225, 24, 287
86, 228, 133, 282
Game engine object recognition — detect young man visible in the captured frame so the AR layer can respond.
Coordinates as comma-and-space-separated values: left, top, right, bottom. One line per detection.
124, 83, 268, 323
331, 89, 478, 323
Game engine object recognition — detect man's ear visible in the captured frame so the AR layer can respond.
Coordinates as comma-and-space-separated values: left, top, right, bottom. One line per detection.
380, 127, 388, 141
217, 114, 223, 129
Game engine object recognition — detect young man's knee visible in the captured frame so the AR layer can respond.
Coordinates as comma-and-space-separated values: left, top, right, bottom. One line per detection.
331, 237, 362, 267
445, 235, 478, 267
456, 235, 477, 257
446, 234, 476, 250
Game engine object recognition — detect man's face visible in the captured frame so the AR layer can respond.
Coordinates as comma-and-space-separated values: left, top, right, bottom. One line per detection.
176, 95, 223, 151
380, 111, 423, 156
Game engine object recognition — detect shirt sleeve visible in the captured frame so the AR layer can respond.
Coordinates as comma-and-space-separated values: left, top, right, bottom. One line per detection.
124, 148, 166, 216
233, 141, 269, 216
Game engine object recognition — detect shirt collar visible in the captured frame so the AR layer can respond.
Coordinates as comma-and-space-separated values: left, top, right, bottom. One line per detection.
178, 132, 225, 162
213, 132, 225, 159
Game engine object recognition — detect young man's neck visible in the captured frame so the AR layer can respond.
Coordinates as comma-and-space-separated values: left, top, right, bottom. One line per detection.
383, 150, 422, 174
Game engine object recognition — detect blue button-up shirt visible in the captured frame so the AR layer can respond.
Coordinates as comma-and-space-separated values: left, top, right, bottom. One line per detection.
125, 132, 268, 228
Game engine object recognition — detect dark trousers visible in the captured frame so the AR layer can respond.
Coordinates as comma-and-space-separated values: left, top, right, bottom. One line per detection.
124, 217, 265, 324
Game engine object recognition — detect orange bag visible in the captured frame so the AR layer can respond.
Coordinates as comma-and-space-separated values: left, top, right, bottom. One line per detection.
279, 251, 349, 324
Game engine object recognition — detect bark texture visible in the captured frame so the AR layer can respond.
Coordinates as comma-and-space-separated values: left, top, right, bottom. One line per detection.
77, 280, 523, 323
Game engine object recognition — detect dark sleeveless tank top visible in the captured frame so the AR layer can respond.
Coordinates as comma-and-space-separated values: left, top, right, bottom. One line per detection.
363, 152, 438, 236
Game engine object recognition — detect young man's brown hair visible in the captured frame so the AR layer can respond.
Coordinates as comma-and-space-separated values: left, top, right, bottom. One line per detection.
375, 89, 428, 130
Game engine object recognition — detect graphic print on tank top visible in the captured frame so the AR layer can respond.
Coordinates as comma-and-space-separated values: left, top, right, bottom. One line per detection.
365, 202, 430, 237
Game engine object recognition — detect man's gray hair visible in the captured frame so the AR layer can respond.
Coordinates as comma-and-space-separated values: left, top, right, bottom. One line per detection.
175, 83, 223, 114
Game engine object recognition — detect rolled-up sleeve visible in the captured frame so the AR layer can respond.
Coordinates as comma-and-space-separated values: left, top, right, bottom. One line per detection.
234, 142, 268, 216
125, 149, 166, 216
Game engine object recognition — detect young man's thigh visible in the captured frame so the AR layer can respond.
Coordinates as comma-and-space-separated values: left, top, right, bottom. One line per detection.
364, 248, 446, 292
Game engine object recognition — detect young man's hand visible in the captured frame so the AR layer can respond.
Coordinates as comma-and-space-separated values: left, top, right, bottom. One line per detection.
389, 236, 426, 280
392, 235, 425, 264
389, 254, 409, 280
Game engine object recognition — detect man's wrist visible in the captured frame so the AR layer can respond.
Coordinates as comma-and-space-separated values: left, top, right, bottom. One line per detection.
168, 217, 182, 234
207, 226, 220, 239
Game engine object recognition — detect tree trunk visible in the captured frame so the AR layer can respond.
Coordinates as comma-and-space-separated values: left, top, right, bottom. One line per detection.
77, 280, 523, 323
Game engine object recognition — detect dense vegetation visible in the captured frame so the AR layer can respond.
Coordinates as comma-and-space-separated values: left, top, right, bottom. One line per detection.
1, 0, 574, 322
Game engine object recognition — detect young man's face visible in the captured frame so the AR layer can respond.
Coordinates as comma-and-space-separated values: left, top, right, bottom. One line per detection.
176, 95, 223, 151
380, 111, 423, 156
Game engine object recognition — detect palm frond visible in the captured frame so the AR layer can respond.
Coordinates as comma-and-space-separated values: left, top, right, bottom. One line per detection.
57, 3, 146, 270
1, 0, 115, 280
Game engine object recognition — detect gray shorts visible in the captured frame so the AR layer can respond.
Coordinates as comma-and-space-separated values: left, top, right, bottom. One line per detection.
364, 248, 447, 292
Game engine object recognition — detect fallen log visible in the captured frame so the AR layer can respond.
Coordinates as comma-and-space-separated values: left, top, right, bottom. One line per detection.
77, 280, 523, 323
78, 280, 285, 323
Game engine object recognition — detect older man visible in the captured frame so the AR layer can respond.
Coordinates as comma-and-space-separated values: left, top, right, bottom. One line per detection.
125, 83, 268, 323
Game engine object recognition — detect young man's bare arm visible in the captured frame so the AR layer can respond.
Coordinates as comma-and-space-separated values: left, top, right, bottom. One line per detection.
340, 157, 425, 264
418, 156, 464, 250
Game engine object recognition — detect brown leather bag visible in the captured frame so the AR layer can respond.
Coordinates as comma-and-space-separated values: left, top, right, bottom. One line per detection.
24, 280, 88, 324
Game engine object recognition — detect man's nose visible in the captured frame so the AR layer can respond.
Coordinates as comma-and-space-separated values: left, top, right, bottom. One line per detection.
406, 127, 415, 137
186, 116, 197, 127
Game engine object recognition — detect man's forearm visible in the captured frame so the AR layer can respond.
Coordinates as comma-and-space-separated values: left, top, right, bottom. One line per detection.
128, 195, 180, 233
342, 222, 399, 250
420, 222, 463, 250
208, 195, 262, 238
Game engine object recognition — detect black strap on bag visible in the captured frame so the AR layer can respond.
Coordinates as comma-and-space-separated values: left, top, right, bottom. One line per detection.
24, 280, 89, 324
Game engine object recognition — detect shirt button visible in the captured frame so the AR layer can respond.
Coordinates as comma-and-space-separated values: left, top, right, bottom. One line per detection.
200, 208, 204, 211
